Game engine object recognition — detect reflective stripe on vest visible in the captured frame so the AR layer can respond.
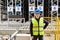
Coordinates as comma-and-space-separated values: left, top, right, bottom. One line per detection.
32, 17, 44, 35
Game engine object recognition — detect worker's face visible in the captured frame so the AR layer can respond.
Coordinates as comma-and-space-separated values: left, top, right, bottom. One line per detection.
35, 13, 40, 19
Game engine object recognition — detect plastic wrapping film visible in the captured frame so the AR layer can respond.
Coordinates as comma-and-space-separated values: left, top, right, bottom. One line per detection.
44, 33, 55, 40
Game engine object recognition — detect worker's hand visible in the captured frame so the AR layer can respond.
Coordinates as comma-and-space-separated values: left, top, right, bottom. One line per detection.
31, 36, 34, 39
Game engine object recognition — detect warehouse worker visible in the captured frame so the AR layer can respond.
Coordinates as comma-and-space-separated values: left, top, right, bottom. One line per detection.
30, 9, 49, 40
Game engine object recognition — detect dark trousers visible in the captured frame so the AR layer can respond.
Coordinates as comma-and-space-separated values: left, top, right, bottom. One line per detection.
32, 36, 43, 40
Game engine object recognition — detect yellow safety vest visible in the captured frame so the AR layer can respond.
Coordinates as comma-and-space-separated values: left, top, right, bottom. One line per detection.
32, 17, 44, 35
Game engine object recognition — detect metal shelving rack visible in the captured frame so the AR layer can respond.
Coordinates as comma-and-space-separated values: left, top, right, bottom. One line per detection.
51, 0, 58, 30
0, 4, 1, 22
0, 0, 60, 40
29, 0, 35, 21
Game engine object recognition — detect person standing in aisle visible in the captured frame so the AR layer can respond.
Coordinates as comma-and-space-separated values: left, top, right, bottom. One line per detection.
30, 9, 49, 40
